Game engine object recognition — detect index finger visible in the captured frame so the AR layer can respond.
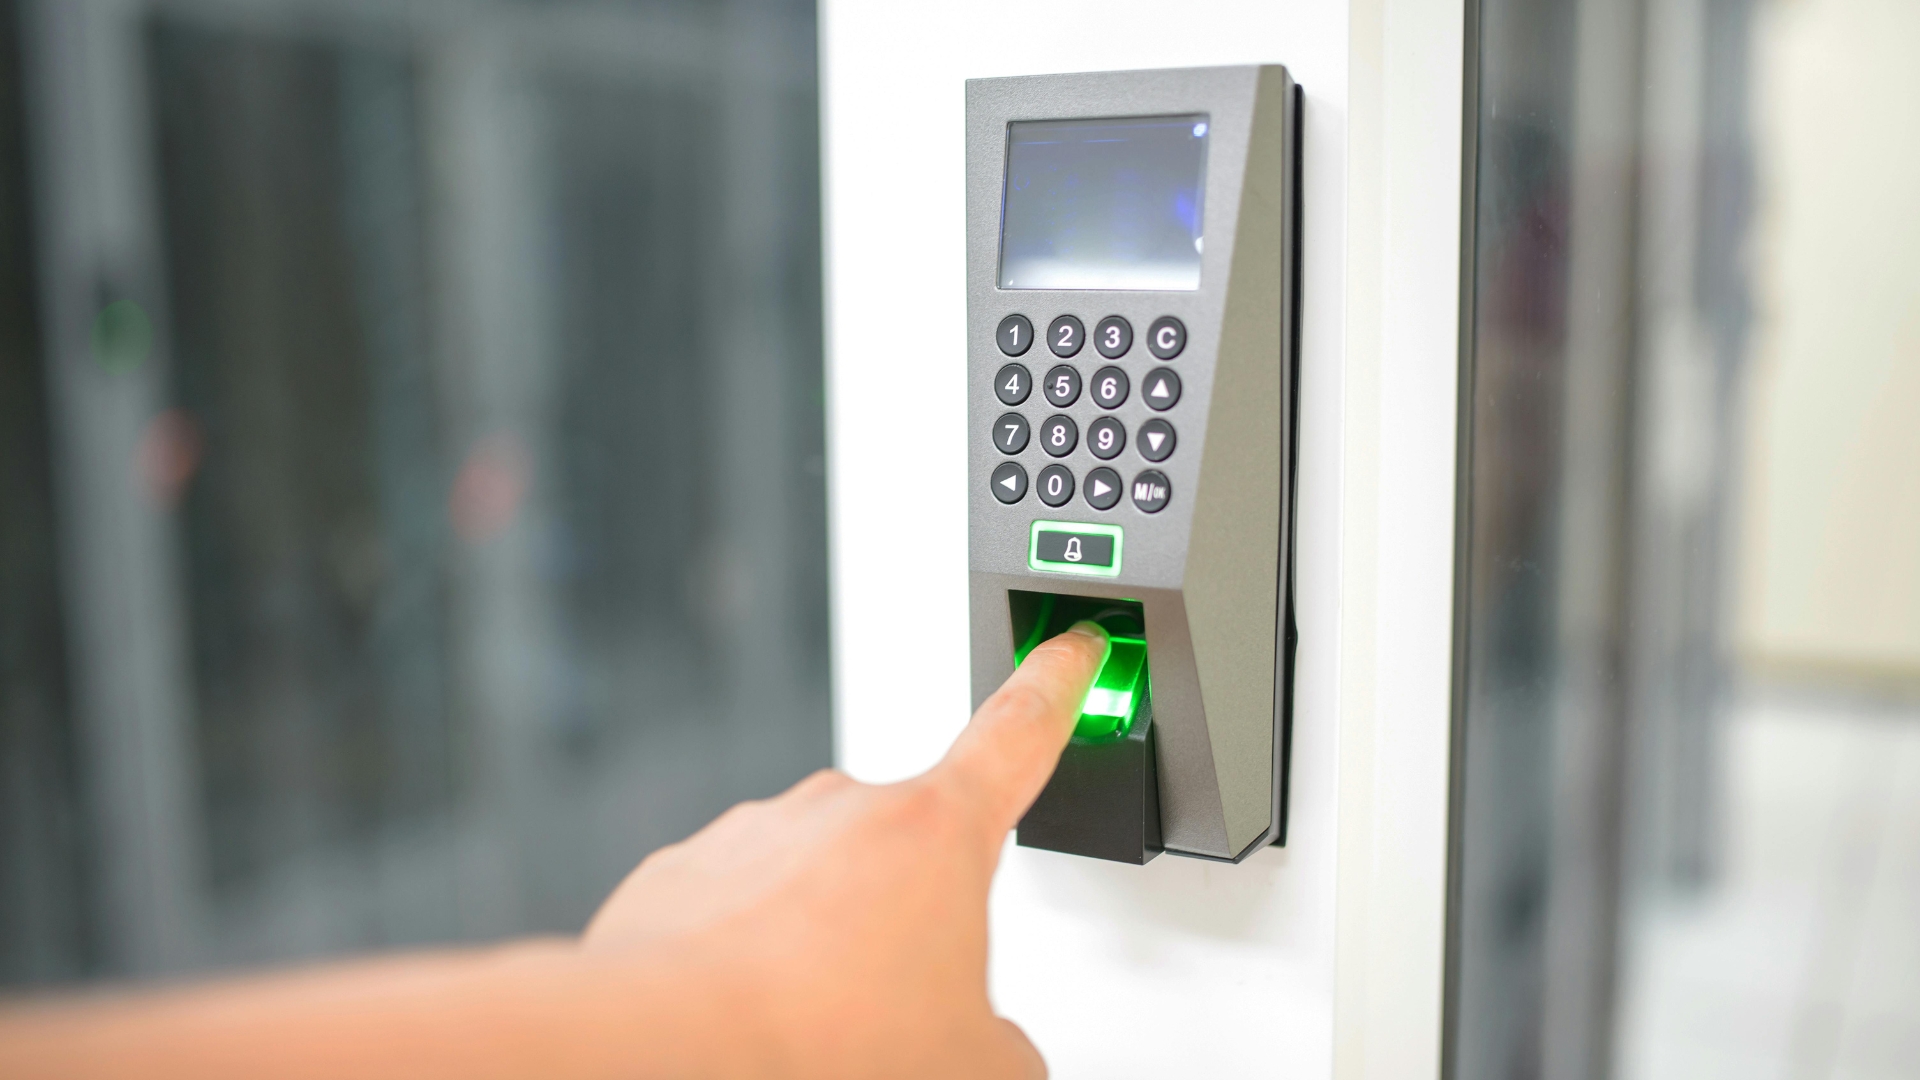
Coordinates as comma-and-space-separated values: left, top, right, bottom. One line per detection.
931, 621, 1109, 838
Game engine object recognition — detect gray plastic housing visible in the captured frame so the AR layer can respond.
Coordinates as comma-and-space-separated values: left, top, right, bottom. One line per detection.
967, 65, 1300, 862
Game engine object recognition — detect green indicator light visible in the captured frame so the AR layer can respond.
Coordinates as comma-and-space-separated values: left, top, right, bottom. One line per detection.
1073, 634, 1148, 739
1028, 520, 1124, 577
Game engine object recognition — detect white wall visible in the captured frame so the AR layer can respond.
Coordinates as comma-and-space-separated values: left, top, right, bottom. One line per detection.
821, 3, 1459, 1076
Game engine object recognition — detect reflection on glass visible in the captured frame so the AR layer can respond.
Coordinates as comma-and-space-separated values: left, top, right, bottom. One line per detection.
0, 0, 827, 985
997, 115, 1208, 291
1450, 0, 1920, 1078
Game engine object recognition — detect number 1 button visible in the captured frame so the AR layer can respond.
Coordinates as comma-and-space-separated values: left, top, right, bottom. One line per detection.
997, 314, 1033, 356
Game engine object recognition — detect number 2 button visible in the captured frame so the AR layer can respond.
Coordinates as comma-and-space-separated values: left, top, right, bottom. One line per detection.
1048, 315, 1084, 358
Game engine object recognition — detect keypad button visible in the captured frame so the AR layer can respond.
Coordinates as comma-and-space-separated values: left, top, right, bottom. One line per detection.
994, 363, 1031, 406
992, 412, 1030, 454
1130, 469, 1172, 513
997, 314, 1034, 356
1042, 364, 1082, 407
1085, 467, 1123, 511
1047, 315, 1085, 357
1037, 465, 1075, 507
1039, 414, 1078, 457
1137, 418, 1177, 462
1090, 366, 1130, 409
1087, 416, 1127, 460
1142, 367, 1182, 410
990, 461, 1027, 503
1094, 316, 1133, 359
1148, 316, 1187, 359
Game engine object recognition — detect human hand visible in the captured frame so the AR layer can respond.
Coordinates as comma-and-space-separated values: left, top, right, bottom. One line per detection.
581, 620, 1110, 1079
0, 622, 1109, 1080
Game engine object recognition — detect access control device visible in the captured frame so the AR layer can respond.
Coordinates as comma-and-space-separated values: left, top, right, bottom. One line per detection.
967, 66, 1301, 863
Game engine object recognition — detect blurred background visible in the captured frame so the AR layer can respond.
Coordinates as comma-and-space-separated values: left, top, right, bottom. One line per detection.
0, 0, 828, 986
0, 0, 1915, 1078
1453, 0, 1919, 1078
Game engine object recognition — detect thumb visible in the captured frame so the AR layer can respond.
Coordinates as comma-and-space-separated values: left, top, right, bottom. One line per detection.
931, 621, 1108, 840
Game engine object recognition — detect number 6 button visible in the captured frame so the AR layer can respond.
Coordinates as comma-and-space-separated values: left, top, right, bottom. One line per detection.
1091, 366, 1129, 409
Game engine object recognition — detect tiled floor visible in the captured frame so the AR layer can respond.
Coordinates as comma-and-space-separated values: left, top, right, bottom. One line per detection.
1616, 697, 1920, 1080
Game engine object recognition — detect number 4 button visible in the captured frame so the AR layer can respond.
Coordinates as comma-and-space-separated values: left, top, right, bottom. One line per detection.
994, 363, 1031, 406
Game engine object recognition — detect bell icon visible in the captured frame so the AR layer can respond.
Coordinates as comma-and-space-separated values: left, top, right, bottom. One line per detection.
1064, 537, 1083, 562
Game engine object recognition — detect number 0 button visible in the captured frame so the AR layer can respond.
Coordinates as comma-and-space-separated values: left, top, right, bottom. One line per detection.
1039, 414, 1078, 457
997, 315, 1033, 356
994, 363, 1031, 405
1037, 465, 1075, 507
1048, 315, 1085, 357
992, 412, 1030, 454
1142, 368, 1182, 410
1095, 316, 1133, 358
991, 461, 1027, 504
1148, 316, 1186, 359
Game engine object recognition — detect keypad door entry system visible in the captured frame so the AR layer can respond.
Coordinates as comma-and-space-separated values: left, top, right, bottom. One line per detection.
967, 66, 1301, 864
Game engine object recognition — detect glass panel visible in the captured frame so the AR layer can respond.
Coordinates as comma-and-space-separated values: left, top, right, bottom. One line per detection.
0, 0, 826, 984
0, 0, 88, 987
1451, 0, 1920, 1077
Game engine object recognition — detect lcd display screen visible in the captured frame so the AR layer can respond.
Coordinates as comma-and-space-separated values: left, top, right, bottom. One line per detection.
997, 114, 1209, 291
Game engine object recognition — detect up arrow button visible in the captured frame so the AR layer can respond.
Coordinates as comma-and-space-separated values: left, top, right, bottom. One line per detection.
1144, 368, 1182, 411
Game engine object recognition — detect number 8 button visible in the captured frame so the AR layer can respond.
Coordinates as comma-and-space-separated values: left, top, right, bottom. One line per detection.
1039, 415, 1078, 457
